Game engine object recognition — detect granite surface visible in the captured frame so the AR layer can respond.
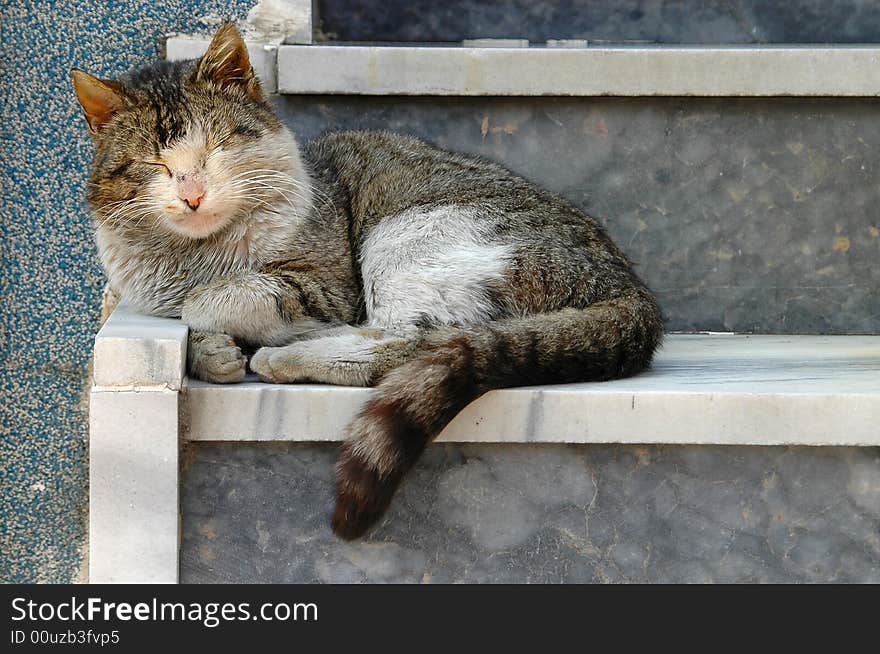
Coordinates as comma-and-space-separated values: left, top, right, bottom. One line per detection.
276, 95, 880, 334
317, 0, 880, 44
181, 442, 880, 583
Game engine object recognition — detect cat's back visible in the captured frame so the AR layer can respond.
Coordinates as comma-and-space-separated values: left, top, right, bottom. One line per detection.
304, 130, 536, 213
305, 130, 619, 255
306, 129, 485, 173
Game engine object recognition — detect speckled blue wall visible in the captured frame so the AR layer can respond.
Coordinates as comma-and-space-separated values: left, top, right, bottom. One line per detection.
0, 0, 254, 584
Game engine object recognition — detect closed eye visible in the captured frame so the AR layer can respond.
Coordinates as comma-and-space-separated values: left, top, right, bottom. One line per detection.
109, 162, 131, 177
142, 160, 172, 176
216, 124, 262, 147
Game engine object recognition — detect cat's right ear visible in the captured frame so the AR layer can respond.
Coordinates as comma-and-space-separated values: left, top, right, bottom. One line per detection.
71, 69, 126, 136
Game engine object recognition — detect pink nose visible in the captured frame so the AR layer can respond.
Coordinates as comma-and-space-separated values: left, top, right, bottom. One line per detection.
177, 175, 206, 210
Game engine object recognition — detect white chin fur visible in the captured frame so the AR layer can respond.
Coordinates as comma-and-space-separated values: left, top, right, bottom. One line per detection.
163, 211, 234, 239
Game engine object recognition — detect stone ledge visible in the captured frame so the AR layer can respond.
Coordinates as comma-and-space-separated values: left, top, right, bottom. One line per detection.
167, 39, 880, 97
185, 334, 880, 446
92, 304, 188, 390
276, 44, 880, 96
89, 308, 879, 583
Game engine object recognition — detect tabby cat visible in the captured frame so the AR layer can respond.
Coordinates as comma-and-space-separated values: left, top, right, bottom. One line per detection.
73, 23, 663, 539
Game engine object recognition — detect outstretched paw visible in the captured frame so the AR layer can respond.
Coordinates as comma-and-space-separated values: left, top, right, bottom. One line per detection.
188, 332, 246, 384
249, 346, 305, 383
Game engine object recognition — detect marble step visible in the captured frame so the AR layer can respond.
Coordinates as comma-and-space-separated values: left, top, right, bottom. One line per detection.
89, 307, 880, 583
167, 39, 880, 97
184, 334, 880, 446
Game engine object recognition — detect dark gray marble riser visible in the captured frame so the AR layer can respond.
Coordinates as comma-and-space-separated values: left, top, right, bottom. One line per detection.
181, 442, 880, 583
274, 95, 879, 334
316, 0, 880, 44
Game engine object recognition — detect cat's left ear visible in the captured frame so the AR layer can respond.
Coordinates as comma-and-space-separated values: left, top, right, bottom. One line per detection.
195, 22, 263, 101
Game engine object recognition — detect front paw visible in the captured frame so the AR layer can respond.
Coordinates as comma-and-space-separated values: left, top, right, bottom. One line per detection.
249, 346, 302, 383
188, 332, 247, 384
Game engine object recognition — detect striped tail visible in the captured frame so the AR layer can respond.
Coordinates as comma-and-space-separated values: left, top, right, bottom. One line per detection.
332, 289, 663, 539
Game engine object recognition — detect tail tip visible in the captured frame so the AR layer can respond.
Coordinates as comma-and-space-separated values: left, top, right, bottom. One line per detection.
332, 444, 400, 540
331, 492, 379, 540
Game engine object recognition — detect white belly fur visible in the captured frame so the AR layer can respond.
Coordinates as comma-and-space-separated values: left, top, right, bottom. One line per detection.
360, 206, 512, 329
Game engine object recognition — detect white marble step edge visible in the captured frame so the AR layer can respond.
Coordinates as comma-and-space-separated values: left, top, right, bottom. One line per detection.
93, 306, 879, 446
92, 304, 187, 391
167, 38, 880, 97
185, 334, 880, 446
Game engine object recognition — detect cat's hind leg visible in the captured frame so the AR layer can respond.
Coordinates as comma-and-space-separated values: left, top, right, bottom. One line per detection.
250, 326, 417, 386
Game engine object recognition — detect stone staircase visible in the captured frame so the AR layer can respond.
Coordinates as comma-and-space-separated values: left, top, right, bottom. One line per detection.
88, 3, 880, 583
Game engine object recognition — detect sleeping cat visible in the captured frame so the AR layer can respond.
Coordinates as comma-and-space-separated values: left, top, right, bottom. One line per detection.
73, 23, 663, 539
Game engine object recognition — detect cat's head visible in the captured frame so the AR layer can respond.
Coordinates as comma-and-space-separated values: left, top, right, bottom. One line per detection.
72, 23, 306, 240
